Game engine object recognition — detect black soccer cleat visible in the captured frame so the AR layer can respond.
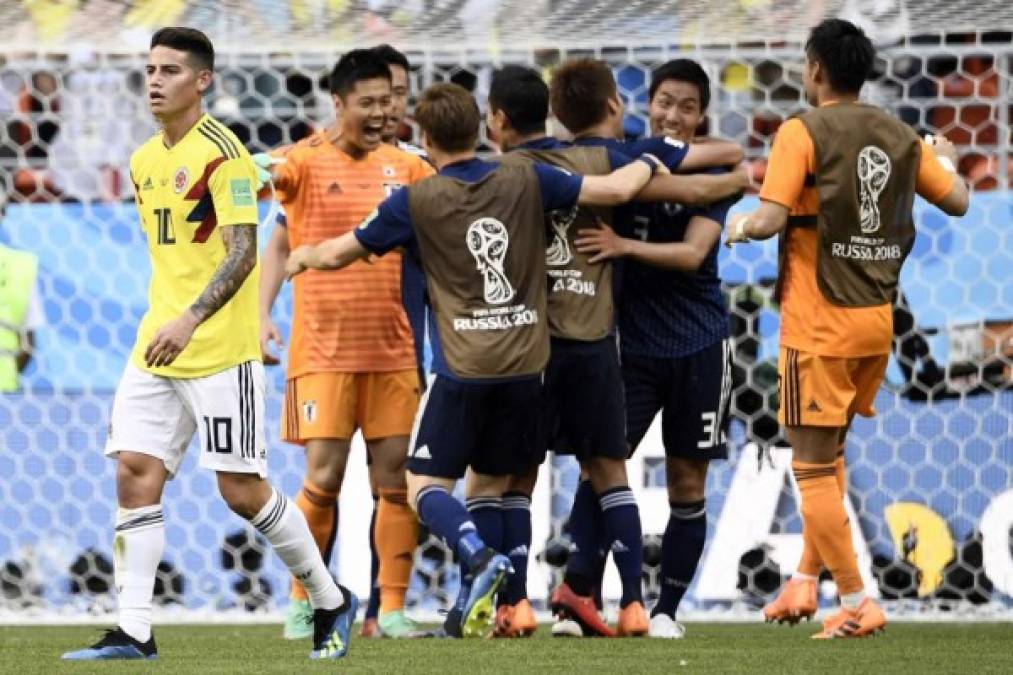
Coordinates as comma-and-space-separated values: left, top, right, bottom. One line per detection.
310, 584, 359, 660
62, 627, 158, 660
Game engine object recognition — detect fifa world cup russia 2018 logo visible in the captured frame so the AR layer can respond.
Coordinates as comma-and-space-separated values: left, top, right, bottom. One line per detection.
857, 145, 891, 234
467, 217, 516, 305
545, 206, 578, 266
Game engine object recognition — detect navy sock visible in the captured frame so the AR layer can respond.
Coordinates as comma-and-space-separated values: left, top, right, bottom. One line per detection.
593, 534, 608, 611
365, 495, 380, 619
599, 486, 643, 608
502, 491, 532, 604
466, 496, 503, 553
653, 499, 707, 618
416, 486, 486, 570
563, 480, 602, 596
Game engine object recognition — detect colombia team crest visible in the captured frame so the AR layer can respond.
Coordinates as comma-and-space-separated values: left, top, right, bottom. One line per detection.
173, 167, 189, 194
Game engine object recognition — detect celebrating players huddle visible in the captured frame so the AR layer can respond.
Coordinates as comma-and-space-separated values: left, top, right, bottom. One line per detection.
63, 17, 968, 663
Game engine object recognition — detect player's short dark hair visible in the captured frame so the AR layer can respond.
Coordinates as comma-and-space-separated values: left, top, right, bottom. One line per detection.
328, 49, 392, 98
415, 83, 479, 153
488, 65, 548, 136
649, 59, 710, 111
371, 44, 411, 73
805, 18, 874, 94
150, 27, 214, 71
549, 58, 617, 135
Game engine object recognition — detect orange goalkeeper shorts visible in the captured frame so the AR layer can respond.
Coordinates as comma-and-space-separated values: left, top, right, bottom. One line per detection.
282, 370, 420, 443
777, 347, 889, 428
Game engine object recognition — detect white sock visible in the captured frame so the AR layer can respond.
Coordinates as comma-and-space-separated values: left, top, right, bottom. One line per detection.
250, 487, 343, 611
792, 572, 818, 582
114, 505, 165, 643
840, 590, 865, 610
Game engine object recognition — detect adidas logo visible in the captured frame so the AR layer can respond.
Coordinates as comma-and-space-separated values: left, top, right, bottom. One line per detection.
508, 545, 529, 557
327, 181, 342, 193
807, 398, 822, 412
413, 445, 431, 459
142, 177, 153, 190
610, 540, 629, 554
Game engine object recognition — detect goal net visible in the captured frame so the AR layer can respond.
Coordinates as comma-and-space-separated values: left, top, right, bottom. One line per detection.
0, 1, 1010, 622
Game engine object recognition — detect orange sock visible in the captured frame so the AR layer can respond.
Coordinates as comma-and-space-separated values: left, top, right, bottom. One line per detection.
796, 450, 847, 577
290, 479, 338, 601
376, 487, 419, 613
792, 460, 863, 596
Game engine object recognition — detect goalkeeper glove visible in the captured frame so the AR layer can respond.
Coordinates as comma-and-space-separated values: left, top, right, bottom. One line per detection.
252, 153, 284, 190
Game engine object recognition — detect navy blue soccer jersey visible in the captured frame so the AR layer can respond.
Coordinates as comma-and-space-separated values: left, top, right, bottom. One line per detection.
619, 167, 733, 358
354, 157, 583, 380
569, 135, 688, 239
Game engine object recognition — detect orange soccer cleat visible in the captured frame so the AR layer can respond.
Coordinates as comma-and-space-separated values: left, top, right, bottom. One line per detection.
359, 616, 382, 638
763, 577, 818, 625
505, 599, 538, 637
550, 583, 615, 637
493, 604, 514, 638
811, 598, 887, 639
616, 601, 649, 637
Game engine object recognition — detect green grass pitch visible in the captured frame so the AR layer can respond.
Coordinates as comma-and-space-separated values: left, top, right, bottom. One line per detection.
4, 622, 1011, 673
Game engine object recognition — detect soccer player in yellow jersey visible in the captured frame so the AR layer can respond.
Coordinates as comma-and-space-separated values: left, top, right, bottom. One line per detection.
62, 28, 356, 662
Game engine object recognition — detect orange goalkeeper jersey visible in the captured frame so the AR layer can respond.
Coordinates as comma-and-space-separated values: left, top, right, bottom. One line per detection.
274, 137, 434, 376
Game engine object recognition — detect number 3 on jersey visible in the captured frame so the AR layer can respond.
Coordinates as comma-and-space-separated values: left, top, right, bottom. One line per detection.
154, 207, 176, 245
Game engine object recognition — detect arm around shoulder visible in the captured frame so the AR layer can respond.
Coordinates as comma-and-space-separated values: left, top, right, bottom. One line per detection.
637, 165, 747, 206
578, 156, 657, 206
680, 139, 745, 171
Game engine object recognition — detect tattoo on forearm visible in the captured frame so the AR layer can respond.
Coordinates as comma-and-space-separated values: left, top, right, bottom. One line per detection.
189, 225, 257, 323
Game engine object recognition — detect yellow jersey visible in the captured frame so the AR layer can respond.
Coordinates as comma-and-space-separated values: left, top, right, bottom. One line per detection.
129, 113, 261, 378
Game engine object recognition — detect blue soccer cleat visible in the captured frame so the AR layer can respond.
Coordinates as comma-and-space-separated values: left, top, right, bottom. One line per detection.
310, 584, 359, 660
461, 550, 513, 638
62, 627, 158, 661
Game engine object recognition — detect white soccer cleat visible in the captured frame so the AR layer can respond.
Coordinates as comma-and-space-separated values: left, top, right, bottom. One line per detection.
551, 618, 585, 638
648, 613, 686, 639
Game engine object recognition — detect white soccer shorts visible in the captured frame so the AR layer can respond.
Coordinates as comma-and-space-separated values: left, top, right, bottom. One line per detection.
105, 360, 267, 477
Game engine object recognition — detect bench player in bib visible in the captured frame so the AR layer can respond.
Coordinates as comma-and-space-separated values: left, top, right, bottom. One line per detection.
726, 19, 968, 639
286, 82, 671, 638
483, 64, 746, 638
62, 28, 356, 662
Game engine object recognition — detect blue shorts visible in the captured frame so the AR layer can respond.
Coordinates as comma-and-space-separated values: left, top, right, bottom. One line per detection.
407, 374, 542, 479
544, 337, 628, 462
623, 339, 732, 461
